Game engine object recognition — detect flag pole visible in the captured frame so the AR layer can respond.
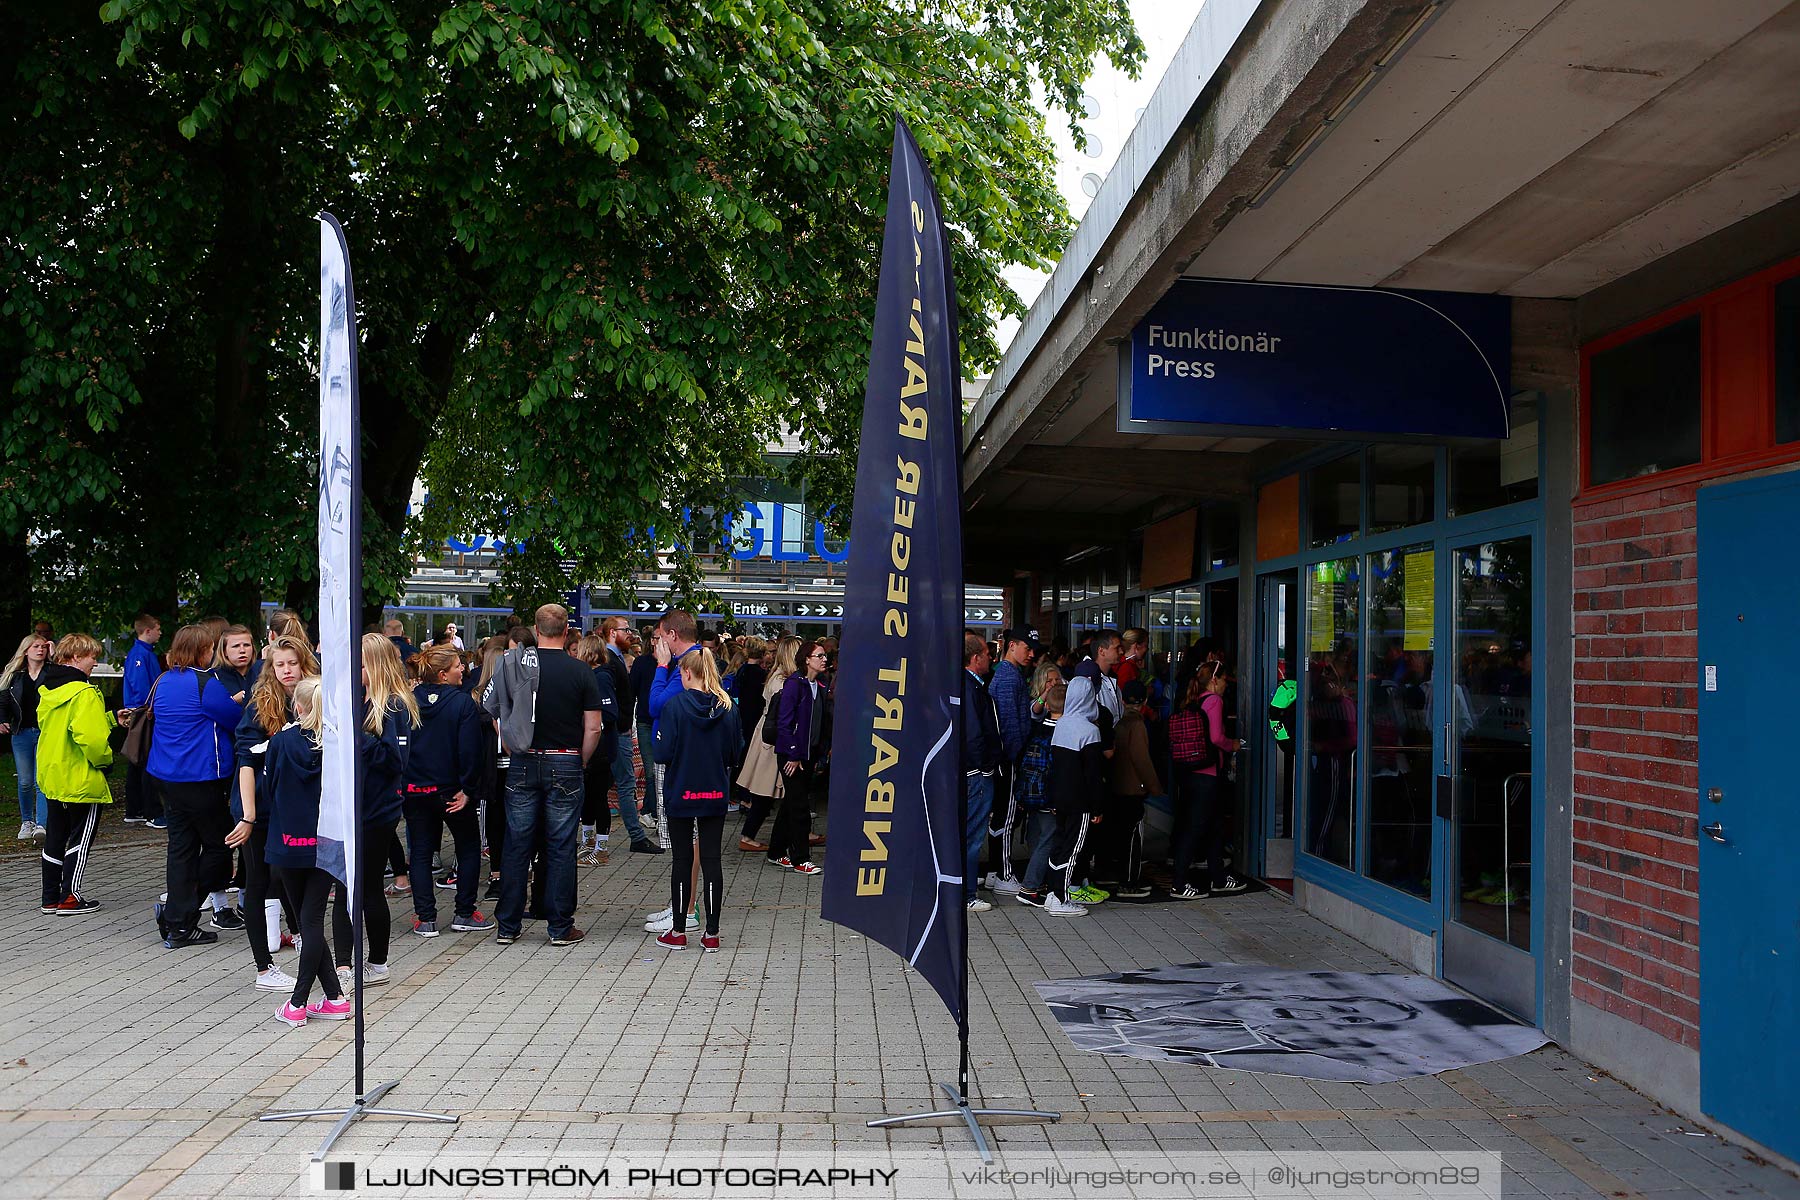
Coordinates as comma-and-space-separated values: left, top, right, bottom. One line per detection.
259, 212, 456, 1161
850, 121, 1058, 1163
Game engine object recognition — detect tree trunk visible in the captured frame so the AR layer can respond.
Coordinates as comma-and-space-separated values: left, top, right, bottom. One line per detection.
0, 527, 29, 638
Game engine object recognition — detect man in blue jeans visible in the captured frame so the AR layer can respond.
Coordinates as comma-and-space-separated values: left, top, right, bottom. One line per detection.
602, 617, 659, 853
627, 637, 661, 831
961, 632, 1000, 913
483, 604, 602, 946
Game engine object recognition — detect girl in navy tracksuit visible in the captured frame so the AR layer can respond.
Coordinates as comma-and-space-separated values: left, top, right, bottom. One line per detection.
402, 644, 488, 935
651, 650, 739, 951
263, 677, 350, 1026
332, 634, 417, 983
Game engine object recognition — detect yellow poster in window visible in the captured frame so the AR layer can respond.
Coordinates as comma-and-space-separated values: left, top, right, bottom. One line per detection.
1404, 550, 1435, 650
1309, 566, 1335, 653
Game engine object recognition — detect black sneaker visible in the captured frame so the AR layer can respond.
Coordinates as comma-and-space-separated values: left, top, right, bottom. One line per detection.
1211, 875, 1251, 896
209, 908, 246, 931
435, 872, 457, 890
163, 927, 219, 949
630, 839, 664, 854
495, 929, 518, 945
1014, 890, 1046, 908
483, 878, 502, 901
1115, 883, 1152, 900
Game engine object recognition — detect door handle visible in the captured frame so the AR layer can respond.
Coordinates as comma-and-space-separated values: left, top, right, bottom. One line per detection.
1701, 822, 1726, 844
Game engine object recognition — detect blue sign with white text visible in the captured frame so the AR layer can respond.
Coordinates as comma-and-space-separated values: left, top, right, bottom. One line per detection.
1120, 279, 1511, 440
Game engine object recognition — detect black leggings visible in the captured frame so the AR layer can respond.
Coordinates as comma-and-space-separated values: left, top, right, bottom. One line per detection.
242, 819, 299, 972
278, 866, 341, 1007
670, 814, 724, 935
1171, 768, 1226, 891
386, 829, 409, 879
333, 819, 396, 968
764, 760, 813, 866
583, 756, 610, 828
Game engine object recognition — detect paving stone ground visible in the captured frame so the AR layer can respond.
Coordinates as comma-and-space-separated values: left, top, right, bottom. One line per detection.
2, 816, 1795, 1200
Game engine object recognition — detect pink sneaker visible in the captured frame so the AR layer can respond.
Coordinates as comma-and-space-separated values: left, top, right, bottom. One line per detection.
655, 931, 687, 950
306, 997, 353, 1020
276, 1002, 308, 1027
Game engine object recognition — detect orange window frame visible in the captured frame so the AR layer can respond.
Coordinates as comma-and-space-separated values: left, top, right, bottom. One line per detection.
1579, 254, 1800, 501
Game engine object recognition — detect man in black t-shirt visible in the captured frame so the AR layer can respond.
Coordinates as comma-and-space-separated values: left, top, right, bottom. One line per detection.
488, 603, 602, 947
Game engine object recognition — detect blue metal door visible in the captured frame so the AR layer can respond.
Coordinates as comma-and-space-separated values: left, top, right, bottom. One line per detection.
1698, 472, 1800, 1159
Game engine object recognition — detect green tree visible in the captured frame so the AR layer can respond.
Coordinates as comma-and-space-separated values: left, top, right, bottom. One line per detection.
3, 1, 1142, 634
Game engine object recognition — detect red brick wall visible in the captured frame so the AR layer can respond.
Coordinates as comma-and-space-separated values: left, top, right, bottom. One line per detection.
1570, 483, 1700, 1050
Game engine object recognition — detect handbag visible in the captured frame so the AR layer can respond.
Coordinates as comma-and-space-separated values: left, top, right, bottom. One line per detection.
120, 673, 164, 766
760, 691, 782, 746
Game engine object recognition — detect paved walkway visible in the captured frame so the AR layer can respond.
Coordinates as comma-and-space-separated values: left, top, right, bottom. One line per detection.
2, 822, 1795, 1199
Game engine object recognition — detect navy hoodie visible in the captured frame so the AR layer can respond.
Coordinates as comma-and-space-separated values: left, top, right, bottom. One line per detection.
651, 687, 739, 819
263, 724, 324, 869
404, 683, 482, 797
231, 700, 289, 821
361, 704, 411, 826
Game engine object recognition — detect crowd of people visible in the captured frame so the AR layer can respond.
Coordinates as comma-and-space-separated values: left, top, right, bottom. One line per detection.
2, 605, 1251, 1027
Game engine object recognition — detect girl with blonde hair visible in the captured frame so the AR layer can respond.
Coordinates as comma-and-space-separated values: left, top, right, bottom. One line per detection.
263, 676, 352, 1025
1, 631, 53, 838
329, 634, 420, 988
650, 643, 738, 951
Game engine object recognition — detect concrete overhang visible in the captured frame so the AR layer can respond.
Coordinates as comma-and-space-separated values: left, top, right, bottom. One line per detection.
964, 0, 1800, 529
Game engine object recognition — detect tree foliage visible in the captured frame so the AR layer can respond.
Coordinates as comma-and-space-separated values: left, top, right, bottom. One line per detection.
2, 1, 1141, 631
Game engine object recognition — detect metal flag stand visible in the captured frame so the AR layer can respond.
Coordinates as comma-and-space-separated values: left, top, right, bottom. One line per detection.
259, 213, 458, 1163
258, 889, 460, 1161
867, 709, 1059, 1163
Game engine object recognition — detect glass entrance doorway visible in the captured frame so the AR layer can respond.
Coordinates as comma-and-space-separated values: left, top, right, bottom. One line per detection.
1257, 571, 1297, 888
1442, 535, 1537, 1018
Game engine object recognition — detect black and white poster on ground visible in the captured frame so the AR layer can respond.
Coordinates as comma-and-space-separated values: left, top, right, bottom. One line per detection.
1035, 962, 1548, 1084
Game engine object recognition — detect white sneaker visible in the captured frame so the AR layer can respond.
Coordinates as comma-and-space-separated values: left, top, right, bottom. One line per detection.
336, 965, 354, 991
15, 823, 30, 840
255, 966, 297, 991
362, 962, 391, 986
991, 875, 1023, 895
644, 909, 698, 934
1044, 895, 1089, 917
966, 898, 992, 913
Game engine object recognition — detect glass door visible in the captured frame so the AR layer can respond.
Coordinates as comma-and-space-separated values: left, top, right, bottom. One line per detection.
1257, 571, 1297, 887
1442, 534, 1536, 1018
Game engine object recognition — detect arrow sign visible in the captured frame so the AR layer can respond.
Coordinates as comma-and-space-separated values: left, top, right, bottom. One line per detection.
833, 605, 844, 617
798, 604, 812, 616
635, 600, 652, 611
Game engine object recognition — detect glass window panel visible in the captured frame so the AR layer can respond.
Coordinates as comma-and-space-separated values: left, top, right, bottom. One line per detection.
1368, 445, 1436, 534
1588, 317, 1702, 485
1450, 392, 1539, 516
1148, 593, 1176, 716
1304, 556, 1359, 867
1777, 276, 1800, 445
1308, 455, 1361, 547
1363, 546, 1435, 899
1452, 537, 1534, 951
1206, 504, 1240, 570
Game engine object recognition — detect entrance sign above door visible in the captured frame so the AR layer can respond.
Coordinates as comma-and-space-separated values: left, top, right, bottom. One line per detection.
1118, 279, 1511, 440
